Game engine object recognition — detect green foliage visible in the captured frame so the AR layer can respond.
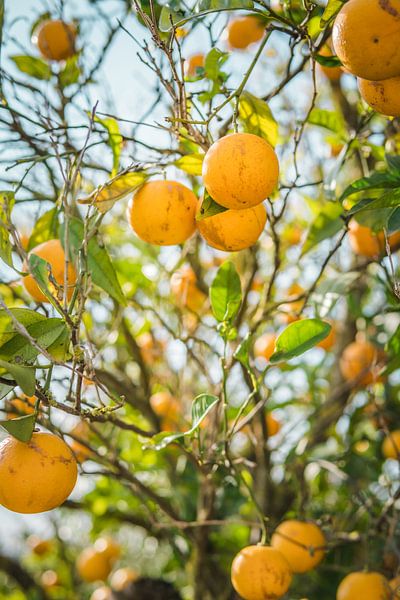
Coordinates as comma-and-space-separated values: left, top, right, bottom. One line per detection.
238, 92, 278, 147
308, 108, 346, 135
10, 55, 52, 80
0, 412, 36, 442
59, 55, 80, 88
94, 116, 123, 176
210, 262, 242, 323
270, 319, 332, 363
0, 359, 35, 396
0, 191, 14, 266
27, 207, 59, 250
196, 191, 227, 221
302, 202, 343, 255
174, 153, 204, 175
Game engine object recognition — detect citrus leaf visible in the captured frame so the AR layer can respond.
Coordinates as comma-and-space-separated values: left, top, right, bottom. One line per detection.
78, 170, 148, 213
10, 55, 52, 80
94, 116, 123, 177
320, 0, 345, 26
340, 171, 400, 202
204, 47, 229, 80
27, 207, 59, 251
210, 261, 242, 322
0, 191, 14, 266
159, 5, 185, 32
196, 191, 227, 221
0, 318, 67, 362
146, 394, 219, 451
308, 108, 345, 135
346, 189, 400, 216
270, 319, 332, 363
314, 53, 342, 68
0, 360, 35, 396
27, 254, 63, 309
174, 153, 204, 175
59, 55, 80, 88
0, 308, 46, 347
0, 380, 15, 401
302, 203, 343, 256
62, 217, 126, 306
233, 333, 251, 369
0, 413, 36, 442
238, 92, 278, 147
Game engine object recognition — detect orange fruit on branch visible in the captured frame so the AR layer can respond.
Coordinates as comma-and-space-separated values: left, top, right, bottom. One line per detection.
198, 203, 267, 252
358, 75, 400, 117
318, 45, 342, 82
332, 0, 400, 81
127, 180, 197, 246
348, 221, 400, 258
23, 239, 77, 303
336, 571, 391, 600
316, 322, 336, 351
6, 395, 36, 419
185, 53, 205, 78
271, 520, 326, 573
390, 576, 400, 598
382, 429, 400, 460
77, 547, 113, 583
150, 391, 180, 420
35, 20, 77, 62
170, 266, 206, 312
266, 412, 281, 437
231, 545, 292, 600
254, 333, 276, 362
226, 16, 265, 50
340, 340, 385, 387
0, 432, 77, 513
202, 133, 279, 209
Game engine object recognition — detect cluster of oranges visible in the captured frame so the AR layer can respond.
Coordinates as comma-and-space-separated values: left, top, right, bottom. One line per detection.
333, 0, 400, 117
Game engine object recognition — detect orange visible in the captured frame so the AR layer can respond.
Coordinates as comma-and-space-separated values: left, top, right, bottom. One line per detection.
231, 545, 292, 600
358, 76, 400, 117
150, 391, 180, 420
280, 283, 304, 323
69, 421, 92, 464
202, 133, 279, 209
271, 520, 326, 573
77, 548, 113, 583
332, 0, 400, 81
23, 239, 77, 303
336, 571, 391, 600
226, 16, 265, 50
41, 570, 60, 589
94, 537, 121, 561
27, 535, 52, 556
317, 322, 336, 351
254, 333, 276, 361
20, 232, 30, 250
185, 53, 205, 78
390, 576, 400, 598
35, 20, 76, 61
284, 224, 302, 246
137, 332, 165, 363
382, 429, 400, 459
266, 413, 281, 437
318, 45, 342, 82
340, 340, 385, 386
170, 266, 206, 312
349, 221, 400, 257
0, 432, 77, 514
6, 395, 35, 419
198, 203, 267, 252
90, 587, 113, 600
110, 567, 139, 591
127, 180, 197, 246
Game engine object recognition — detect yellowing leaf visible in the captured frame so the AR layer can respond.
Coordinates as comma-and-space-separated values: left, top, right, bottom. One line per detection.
78, 171, 148, 213
174, 153, 204, 176
238, 92, 278, 147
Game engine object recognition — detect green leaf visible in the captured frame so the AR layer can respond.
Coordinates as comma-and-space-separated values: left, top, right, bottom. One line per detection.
30, 12, 51, 38
0, 413, 36, 442
0, 318, 67, 363
94, 116, 123, 177
204, 48, 229, 80
238, 92, 278, 147
320, 0, 345, 26
10, 55, 52, 80
210, 261, 242, 322
233, 333, 251, 369
27, 207, 59, 250
0, 309, 45, 346
159, 5, 184, 31
270, 319, 332, 363
314, 53, 342, 68
388, 207, 400, 233
196, 191, 227, 221
0, 380, 15, 401
340, 171, 400, 202
27, 254, 62, 309
146, 394, 219, 451
197, 0, 254, 8
386, 154, 400, 175
0, 360, 35, 396
59, 55, 80, 88
302, 203, 343, 255
346, 188, 400, 216
308, 108, 345, 135
0, 191, 15, 266
62, 217, 126, 306
174, 153, 204, 175
78, 170, 148, 213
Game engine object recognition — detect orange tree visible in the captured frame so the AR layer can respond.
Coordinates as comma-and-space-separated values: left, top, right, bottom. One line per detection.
0, 0, 400, 599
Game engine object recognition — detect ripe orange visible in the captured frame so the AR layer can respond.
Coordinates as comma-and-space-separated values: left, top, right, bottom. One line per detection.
226, 16, 265, 50
127, 180, 197, 246
202, 133, 279, 209
382, 429, 400, 460
35, 20, 76, 61
266, 412, 281, 437
348, 221, 400, 257
94, 537, 121, 562
358, 76, 400, 117
77, 548, 113, 583
110, 567, 139, 591
23, 239, 77, 303
231, 545, 292, 600
137, 332, 165, 363
150, 391, 180, 420
271, 520, 326, 573
316, 322, 336, 351
198, 203, 267, 252
390, 576, 400, 598
27, 535, 52, 556
90, 587, 113, 600
332, 0, 400, 81
6, 395, 35, 419
280, 283, 304, 323
318, 45, 342, 82
41, 570, 60, 589
0, 432, 77, 513
340, 340, 385, 386
336, 571, 391, 600
254, 333, 276, 361
185, 53, 205, 78
170, 266, 206, 312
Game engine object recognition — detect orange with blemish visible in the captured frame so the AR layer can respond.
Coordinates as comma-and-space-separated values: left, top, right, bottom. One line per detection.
336, 571, 391, 600
231, 545, 292, 600
0, 432, 77, 513
202, 133, 279, 210
271, 520, 326, 573
358, 76, 400, 117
